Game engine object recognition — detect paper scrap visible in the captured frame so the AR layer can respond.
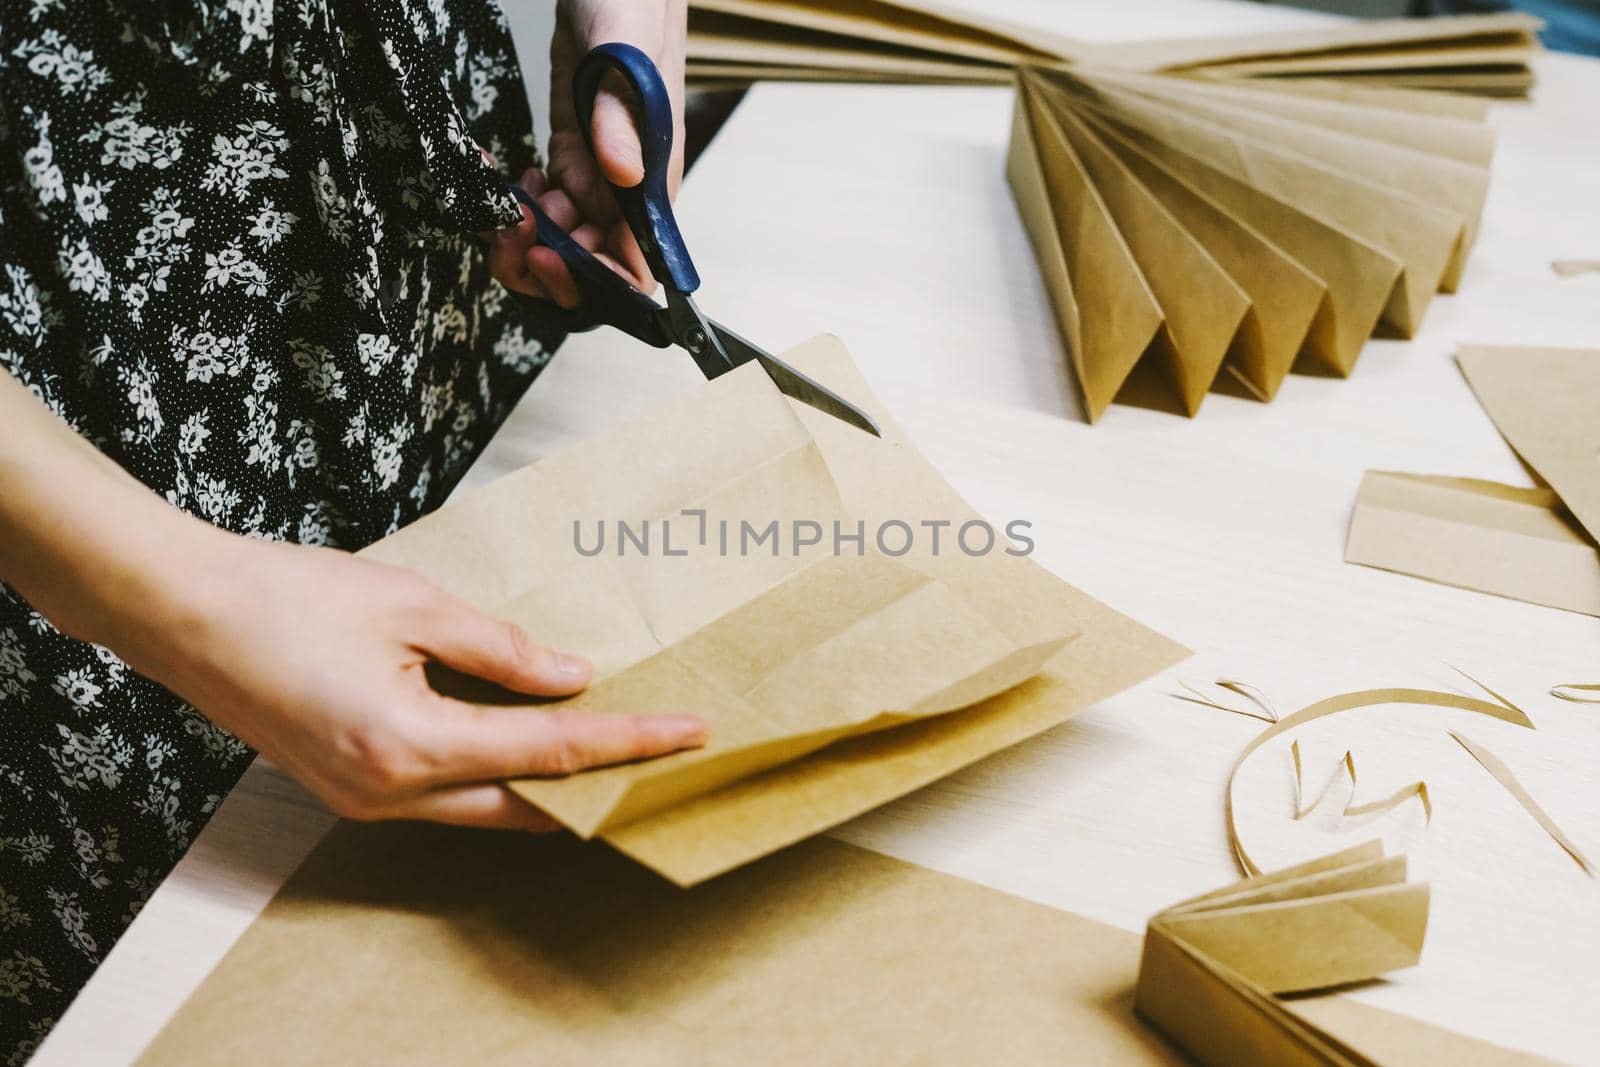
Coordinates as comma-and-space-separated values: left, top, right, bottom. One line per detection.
1551, 260, 1600, 277
360, 334, 1184, 885
1225, 684, 1533, 875
1345, 470, 1600, 619
1449, 730, 1595, 876
1174, 679, 1277, 724
1550, 683, 1600, 704
1456, 345, 1600, 547
1137, 842, 1430, 1067
1290, 741, 1431, 825
137, 823, 1548, 1067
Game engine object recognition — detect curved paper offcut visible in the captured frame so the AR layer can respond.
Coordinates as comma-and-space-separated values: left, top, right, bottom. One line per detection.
1226, 684, 1533, 874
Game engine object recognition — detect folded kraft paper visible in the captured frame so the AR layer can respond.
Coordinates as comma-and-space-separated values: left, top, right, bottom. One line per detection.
683, 3, 1538, 97
1138, 842, 1431, 1067
359, 335, 1185, 885
1006, 63, 1499, 419
1347, 346, 1600, 617
135, 824, 1552, 1065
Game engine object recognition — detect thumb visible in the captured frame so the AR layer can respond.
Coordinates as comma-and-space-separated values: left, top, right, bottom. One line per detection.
421, 598, 593, 697
591, 76, 645, 189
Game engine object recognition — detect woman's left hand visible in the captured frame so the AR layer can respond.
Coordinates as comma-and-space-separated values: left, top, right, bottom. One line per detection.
483, 0, 686, 308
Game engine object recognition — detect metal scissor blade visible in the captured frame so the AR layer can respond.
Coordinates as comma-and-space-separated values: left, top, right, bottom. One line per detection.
707, 321, 882, 437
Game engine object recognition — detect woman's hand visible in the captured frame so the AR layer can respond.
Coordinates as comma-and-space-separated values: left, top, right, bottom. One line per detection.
119, 533, 707, 830
0, 369, 707, 831
483, 0, 687, 308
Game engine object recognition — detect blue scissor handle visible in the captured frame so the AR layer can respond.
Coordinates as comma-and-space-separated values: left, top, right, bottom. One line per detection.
572, 43, 699, 294
508, 184, 671, 346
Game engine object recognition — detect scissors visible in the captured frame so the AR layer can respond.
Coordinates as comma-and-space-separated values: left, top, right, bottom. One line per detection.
508, 43, 880, 438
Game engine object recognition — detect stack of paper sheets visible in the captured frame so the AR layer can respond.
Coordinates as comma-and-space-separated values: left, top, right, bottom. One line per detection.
361, 335, 1185, 885
685, 2, 1541, 97
1347, 345, 1600, 618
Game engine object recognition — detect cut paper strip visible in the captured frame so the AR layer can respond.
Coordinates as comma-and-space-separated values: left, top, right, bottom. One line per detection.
1551, 260, 1600, 278
361, 334, 1184, 885
1224, 684, 1534, 875
1137, 842, 1431, 1067
1450, 731, 1595, 876
1291, 741, 1432, 825
1456, 345, 1600, 547
1174, 679, 1277, 724
1550, 684, 1600, 704
1345, 471, 1600, 619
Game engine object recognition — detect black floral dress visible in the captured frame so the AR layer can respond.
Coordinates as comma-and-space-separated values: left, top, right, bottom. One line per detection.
0, 1, 564, 1058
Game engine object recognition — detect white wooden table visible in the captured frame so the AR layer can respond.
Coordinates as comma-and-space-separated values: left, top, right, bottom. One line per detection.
37, 2, 1600, 1063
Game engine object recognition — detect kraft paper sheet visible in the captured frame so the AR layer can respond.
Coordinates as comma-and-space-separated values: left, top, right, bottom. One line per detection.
1457, 345, 1600, 547
359, 335, 1183, 885
1137, 842, 1432, 1067
135, 823, 1553, 1066
1346, 471, 1600, 618
1346, 346, 1600, 616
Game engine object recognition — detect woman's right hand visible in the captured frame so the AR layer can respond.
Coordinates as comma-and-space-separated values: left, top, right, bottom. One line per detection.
110, 529, 708, 829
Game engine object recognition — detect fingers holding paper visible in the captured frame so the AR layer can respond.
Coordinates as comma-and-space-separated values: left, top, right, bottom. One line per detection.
112, 535, 706, 835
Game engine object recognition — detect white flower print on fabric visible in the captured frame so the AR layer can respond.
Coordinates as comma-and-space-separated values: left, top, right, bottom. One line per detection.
203, 120, 290, 199
50, 668, 101, 712
1, 1, 560, 1058
95, 91, 189, 171
201, 243, 270, 297
0, 629, 38, 704
44, 723, 133, 792
71, 178, 113, 225
11, 30, 111, 97
20, 111, 65, 204
247, 199, 298, 247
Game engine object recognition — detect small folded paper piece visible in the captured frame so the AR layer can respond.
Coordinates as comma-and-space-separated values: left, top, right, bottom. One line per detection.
1136, 842, 1431, 1067
361, 335, 1184, 885
136, 824, 1553, 1067
1550, 683, 1600, 704
1005, 63, 1494, 420
1457, 345, 1600, 547
683, 4, 1539, 98
1346, 471, 1600, 619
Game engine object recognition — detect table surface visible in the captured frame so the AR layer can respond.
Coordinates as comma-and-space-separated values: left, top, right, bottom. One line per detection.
37, 2, 1600, 1064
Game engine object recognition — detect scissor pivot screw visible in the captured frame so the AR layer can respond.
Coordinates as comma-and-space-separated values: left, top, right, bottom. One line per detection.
686, 327, 706, 352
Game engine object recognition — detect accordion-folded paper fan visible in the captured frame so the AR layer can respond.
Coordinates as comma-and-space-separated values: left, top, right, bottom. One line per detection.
1006, 63, 1498, 420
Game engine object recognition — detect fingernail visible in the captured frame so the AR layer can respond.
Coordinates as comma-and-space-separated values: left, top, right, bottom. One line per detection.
659, 715, 708, 745
554, 651, 592, 680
